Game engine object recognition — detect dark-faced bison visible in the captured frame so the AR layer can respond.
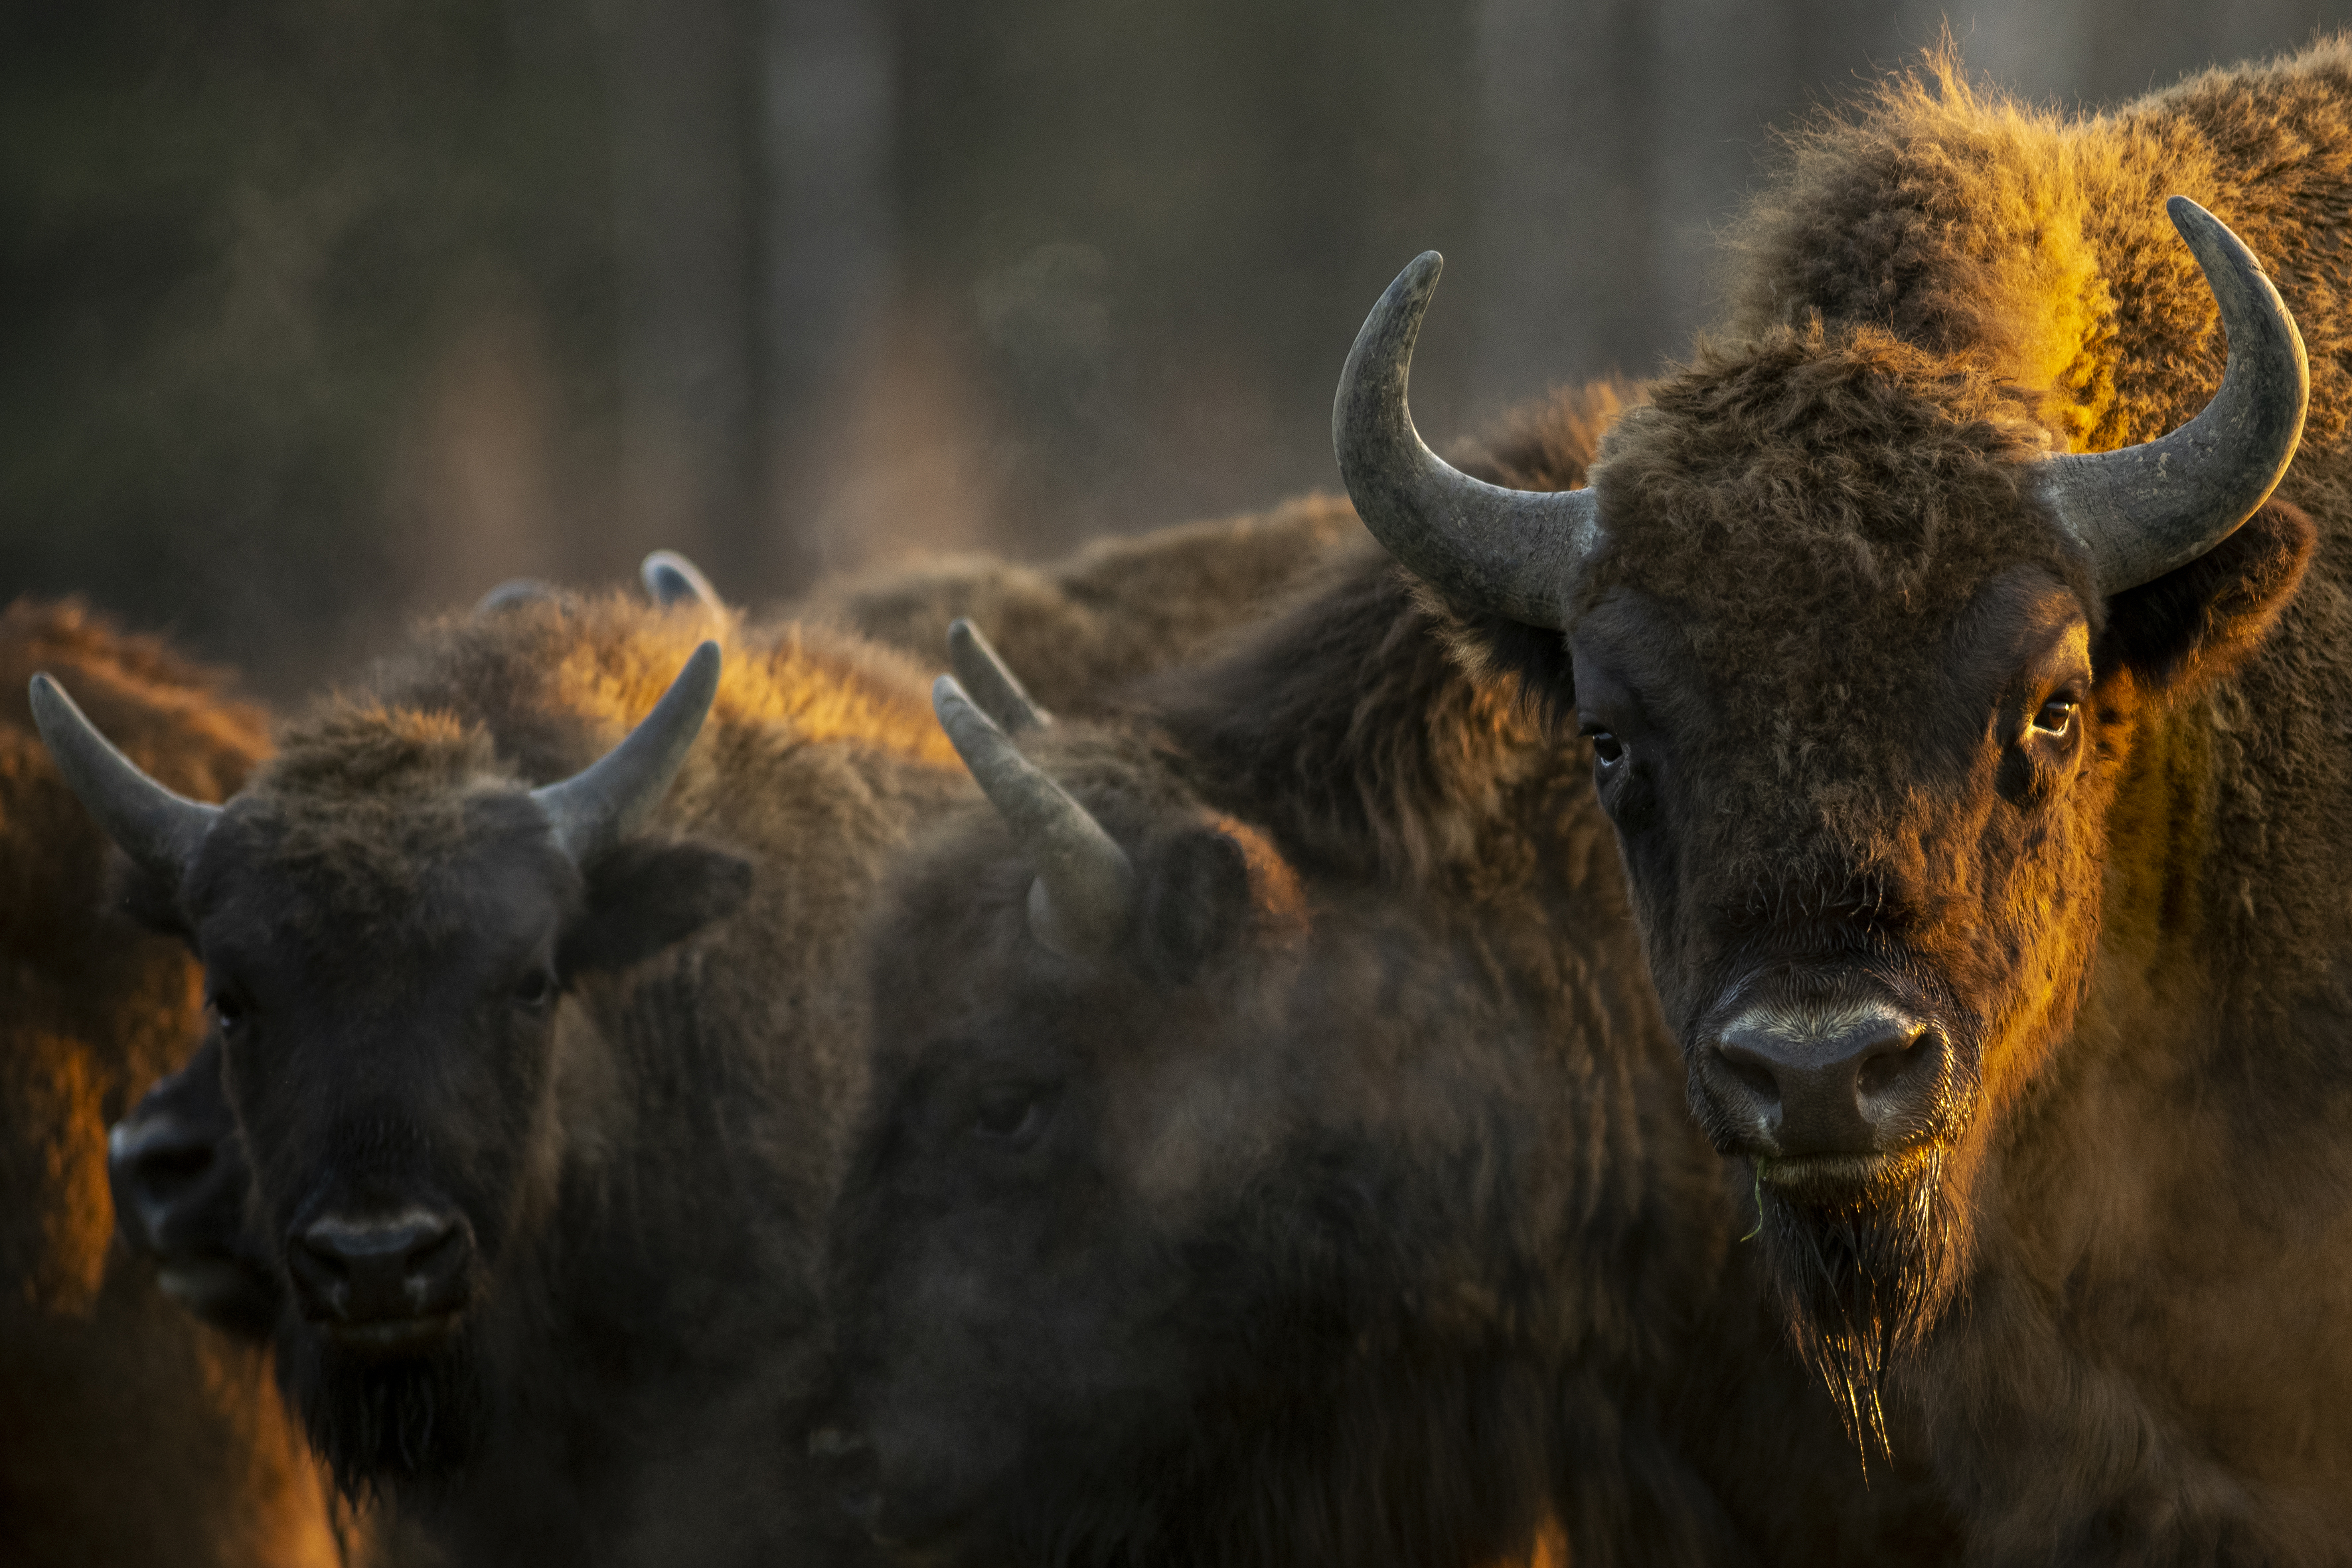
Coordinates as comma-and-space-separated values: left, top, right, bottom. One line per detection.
1338, 44, 2352, 1557
813, 386, 1962, 1566
0, 599, 343, 1567
78, 512, 1370, 1563
37, 593, 979, 1564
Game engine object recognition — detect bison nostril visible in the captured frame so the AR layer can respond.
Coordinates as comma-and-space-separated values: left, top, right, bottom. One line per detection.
1857, 1029, 1928, 1096
1718, 1054, 1780, 1105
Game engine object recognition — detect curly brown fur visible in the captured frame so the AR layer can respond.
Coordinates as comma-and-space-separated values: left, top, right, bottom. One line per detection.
1453, 378, 1647, 494
822, 380, 1963, 1561
0, 599, 341, 1567
1413, 39, 2352, 1561
90, 592, 963, 1565
793, 493, 1364, 712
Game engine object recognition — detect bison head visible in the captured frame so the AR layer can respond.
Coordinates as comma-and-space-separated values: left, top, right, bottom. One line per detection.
107, 1029, 282, 1338
31, 642, 749, 1492
1334, 200, 2315, 1432
813, 627, 1595, 1568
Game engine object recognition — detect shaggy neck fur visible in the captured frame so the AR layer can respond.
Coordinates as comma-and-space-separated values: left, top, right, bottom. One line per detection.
1454, 40, 2352, 1549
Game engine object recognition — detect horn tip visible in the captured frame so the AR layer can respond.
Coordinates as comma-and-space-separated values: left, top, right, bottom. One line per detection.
643, 550, 720, 609
27, 671, 73, 730
1394, 251, 1443, 298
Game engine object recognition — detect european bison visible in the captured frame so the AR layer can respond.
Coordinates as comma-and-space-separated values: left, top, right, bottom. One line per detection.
790, 492, 1364, 714
0, 599, 339, 1567
108, 554, 728, 1347
1336, 44, 2352, 1557
37, 593, 969, 1564
111, 509, 1370, 1348
812, 387, 1960, 1565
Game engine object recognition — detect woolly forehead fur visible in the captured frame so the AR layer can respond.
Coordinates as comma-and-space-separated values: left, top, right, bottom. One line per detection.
232, 593, 955, 899
1578, 39, 2352, 756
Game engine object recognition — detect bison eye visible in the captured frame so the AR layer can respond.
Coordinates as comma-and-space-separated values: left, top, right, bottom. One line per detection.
512, 969, 557, 1012
2031, 698, 2078, 738
972, 1084, 1046, 1144
1582, 726, 1625, 766
209, 994, 246, 1033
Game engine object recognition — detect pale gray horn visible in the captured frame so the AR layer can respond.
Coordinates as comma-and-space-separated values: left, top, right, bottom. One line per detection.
947, 619, 1052, 734
531, 641, 722, 865
1334, 251, 1602, 632
931, 674, 1133, 960
477, 578, 560, 614
2033, 197, 2309, 593
29, 674, 223, 880
641, 550, 722, 611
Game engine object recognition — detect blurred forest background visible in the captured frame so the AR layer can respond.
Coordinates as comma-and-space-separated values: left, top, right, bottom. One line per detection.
5, 0, 2351, 693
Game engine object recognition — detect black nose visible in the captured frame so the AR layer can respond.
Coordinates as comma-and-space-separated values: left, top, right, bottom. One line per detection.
289, 1210, 473, 1326
108, 1065, 282, 1335
1703, 1004, 1946, 1156
109, 1104, 228, 1256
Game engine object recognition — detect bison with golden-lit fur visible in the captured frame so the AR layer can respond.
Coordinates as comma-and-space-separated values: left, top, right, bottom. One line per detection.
1336, 42, 2352, 1559
0, 599, 347, 1567
807, 388, 1966, 1566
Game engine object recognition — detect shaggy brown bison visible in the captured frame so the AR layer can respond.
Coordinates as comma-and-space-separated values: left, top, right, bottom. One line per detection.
790, 491, 1363, 714
36, 594, 973, 1564
1336, 44, 2352, 1559
811, 390, 1962, 1566
0, 599, 340, 1567
110, 516, 1360, 1349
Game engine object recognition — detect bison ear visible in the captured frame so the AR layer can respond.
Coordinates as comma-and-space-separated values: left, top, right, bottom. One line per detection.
1139, 819, 1304, 986
558, 839, 753, 977
2096, 497, 2315, 700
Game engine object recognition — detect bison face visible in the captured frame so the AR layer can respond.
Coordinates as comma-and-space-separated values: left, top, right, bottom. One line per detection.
821, 838, 1291, 1564
1331, 228, 2312, 1432
1566, 559, 2104, 1398
175, 786, 742, 1490
31, 641, 740, 1492
818, 757, 1345, 1561
1570, 485, 2309, 1405
192, 795, 573, 1362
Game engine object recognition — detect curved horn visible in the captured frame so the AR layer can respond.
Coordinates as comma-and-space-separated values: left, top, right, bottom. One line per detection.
29, 674, 222, 880
530, 641, 722, 865
947, 619, 1052, 734
641, 550, 722, 611
931, 675, 1133, 960
477, 579, 561, 614
2034, 198, 2308, 592
1334, 252, 1603, 632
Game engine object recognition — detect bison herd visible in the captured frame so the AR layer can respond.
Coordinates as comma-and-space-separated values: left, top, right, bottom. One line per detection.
10, 40, 2352, 1568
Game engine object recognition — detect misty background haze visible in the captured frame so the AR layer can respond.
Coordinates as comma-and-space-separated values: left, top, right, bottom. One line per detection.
5, 0, 2348, 693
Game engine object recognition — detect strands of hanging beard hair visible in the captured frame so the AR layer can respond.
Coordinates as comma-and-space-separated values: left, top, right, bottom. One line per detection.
281, 1331, 489, 1502
1760, 1146, 1956, 1463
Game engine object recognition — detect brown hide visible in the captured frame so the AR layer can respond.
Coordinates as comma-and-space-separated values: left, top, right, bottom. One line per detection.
1402, 41, 2352, 1560
791, 492, 1364, 712
0, 599, 337, 1567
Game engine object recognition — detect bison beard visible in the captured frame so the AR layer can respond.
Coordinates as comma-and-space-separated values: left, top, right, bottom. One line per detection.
1758, 1149, 1963, 1456
281, 1330, 488, 1500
